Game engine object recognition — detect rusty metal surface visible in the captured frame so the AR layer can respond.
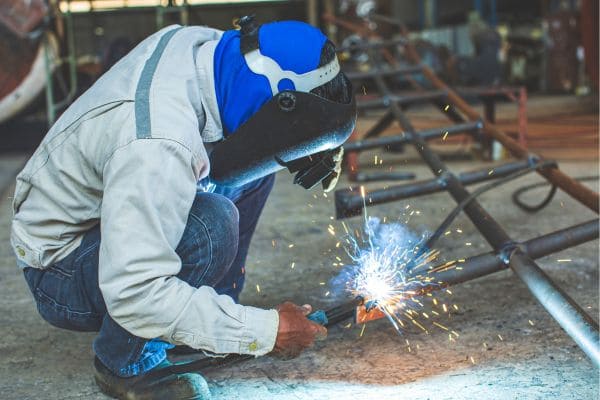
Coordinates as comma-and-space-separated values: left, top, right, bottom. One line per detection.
0, 0, 48, 38
0, 31, 40, 100
580, 0, 599, 89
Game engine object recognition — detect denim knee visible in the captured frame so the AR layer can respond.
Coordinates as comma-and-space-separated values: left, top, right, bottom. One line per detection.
176, 192, 239, 287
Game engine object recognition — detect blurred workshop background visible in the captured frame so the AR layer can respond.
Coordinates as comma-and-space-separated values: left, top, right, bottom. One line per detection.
0, 1, 598, 399
0, 0, 597, 159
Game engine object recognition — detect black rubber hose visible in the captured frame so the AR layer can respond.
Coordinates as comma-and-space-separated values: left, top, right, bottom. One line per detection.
418, 160, 558, 255
512, 176, 599, 213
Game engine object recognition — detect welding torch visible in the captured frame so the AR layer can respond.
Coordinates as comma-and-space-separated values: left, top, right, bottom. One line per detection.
141, 297, 365, 379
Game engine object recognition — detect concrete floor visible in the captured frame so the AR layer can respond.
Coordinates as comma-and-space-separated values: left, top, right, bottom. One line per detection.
0, 149, 598, 399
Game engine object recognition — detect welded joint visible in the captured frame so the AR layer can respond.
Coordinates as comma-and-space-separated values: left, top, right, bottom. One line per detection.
436, 170, 454, 187
498, 241, 525, 265
526, 154, 541, 168
526, 154, 558, 170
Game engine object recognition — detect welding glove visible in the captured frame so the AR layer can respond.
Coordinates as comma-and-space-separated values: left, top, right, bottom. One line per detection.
271, 302, 327, 360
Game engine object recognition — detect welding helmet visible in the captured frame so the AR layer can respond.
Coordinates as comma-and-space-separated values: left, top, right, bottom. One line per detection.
208, 16, 356, 190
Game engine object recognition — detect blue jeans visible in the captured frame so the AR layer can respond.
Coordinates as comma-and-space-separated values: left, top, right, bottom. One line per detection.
22, 175, 275, 377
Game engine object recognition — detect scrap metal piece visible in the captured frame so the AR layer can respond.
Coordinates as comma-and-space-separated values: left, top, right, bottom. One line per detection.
356, 304, 385, 324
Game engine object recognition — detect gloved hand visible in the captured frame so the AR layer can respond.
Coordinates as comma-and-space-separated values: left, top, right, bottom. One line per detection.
321, 146, 344, 192
271, 302, 327, 359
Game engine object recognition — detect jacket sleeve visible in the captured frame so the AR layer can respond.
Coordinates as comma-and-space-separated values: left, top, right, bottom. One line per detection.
98, 139, 279, 356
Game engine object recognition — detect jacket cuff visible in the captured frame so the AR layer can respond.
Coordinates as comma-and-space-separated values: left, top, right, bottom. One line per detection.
239, 307, 279, 356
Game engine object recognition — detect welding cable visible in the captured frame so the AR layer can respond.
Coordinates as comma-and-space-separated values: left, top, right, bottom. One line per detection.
417, 160, 558, 255
512, 176, 599, 213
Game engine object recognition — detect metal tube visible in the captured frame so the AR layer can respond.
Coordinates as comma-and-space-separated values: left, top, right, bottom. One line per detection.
420, 219, 599, 287
346, 64, 423, 80
337, 37, 407, 52
344, 121, 482, 152
509, 251, 600, 366
358, 90, 447, 111
336, 160, 535, 218
354, 171, 416, 182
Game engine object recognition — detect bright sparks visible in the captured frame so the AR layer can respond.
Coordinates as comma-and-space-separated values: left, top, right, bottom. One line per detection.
340, 217, 441, 333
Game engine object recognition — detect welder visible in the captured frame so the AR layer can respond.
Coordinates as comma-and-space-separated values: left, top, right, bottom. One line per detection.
11, 17, 355, 400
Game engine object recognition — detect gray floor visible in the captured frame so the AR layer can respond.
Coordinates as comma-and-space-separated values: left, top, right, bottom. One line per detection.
0, 151, 598, 399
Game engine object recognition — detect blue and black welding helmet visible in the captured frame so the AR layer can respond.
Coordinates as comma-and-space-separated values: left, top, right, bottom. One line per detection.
209, 16, 356, 190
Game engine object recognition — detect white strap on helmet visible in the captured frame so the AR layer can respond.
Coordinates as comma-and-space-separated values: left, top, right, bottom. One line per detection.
244, 48, 341, 96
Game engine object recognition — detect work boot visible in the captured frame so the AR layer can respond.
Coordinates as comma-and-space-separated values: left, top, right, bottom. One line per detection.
94, 357, 211, 400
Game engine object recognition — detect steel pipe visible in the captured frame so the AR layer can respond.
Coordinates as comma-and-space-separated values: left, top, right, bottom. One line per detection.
336, 160, 538, 218
346, 64, 423, 80
344, 121, 482, 152
357, 90, 447, 111
337, 37, 408, 53
353, 171, 416, 182
510, 251, 600, 365
420, 219, 599, 287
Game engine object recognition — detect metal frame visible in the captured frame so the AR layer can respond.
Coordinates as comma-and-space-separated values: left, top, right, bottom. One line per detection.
340, 50, 528, 176
328, 14, 599, 366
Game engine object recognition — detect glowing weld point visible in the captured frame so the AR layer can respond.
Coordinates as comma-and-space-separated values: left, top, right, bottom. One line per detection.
256, 284, 261, 293
444, 104, 450, 112
442, 131, 449, 140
